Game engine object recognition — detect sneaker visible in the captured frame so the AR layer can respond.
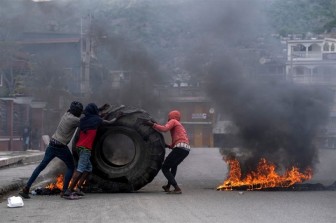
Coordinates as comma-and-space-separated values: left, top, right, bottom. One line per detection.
73, 189, 85, 196
162, 185, 170, 192
62, 192, 80, 200
19, 187, 31, 199
61, 190, 73, 198
61, 189, 71, 197
167, 189, 182, 194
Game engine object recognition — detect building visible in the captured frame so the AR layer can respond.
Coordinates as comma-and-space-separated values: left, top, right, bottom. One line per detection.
286, 37, 336, 85
0, 97, 45, 151
0, 32, 83, 151
286, 36, 336, 149
17, 32, 82, 96
154, 84, 214, 148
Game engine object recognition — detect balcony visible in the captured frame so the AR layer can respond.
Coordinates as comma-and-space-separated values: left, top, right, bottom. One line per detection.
291, 73, 336, 86
290, 52, 323, 61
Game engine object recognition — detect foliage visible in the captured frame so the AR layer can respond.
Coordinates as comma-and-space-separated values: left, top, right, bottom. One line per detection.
267, 0, 336, 35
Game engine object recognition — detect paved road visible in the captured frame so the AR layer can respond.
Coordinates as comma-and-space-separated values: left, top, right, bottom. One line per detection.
0, 148, 336, 223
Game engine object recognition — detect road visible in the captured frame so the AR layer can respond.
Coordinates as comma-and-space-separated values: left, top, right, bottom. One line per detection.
1, 148, 336, 223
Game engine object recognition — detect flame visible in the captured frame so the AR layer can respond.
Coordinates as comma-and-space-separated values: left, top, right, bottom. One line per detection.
217, 157, 312, 190
46, 174, 64, 190
45, 174, 86, 190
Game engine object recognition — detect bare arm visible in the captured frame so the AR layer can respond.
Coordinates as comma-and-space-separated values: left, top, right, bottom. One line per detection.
102, 117, 117, 125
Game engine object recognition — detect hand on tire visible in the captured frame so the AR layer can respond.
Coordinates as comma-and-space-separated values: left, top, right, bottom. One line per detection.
144, 121, 154, 127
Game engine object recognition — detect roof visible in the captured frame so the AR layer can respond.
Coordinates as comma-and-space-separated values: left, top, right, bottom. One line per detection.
16, 32, 81, 45
17, 38, 80, 45
166, 96, 210, 103
287, 39, 324, 44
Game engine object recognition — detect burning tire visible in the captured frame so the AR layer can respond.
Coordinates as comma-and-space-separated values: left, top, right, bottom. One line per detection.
72, 106, 165, 192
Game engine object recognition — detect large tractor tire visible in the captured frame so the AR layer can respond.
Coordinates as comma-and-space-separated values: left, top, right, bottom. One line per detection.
72, 105, 165, 192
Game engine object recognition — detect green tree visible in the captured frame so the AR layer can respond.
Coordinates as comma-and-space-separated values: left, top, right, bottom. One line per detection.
267, 0, 336, 35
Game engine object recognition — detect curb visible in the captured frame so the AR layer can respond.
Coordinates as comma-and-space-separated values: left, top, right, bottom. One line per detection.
22, 153, 45, 165
0, 152, 45, 196
0, 152, 44, 168
0, 173, 53, 197
0, 156, 24, 168
0, 179, 25, 196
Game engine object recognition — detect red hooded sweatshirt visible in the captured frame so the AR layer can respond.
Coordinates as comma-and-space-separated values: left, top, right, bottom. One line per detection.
153, 110, 190, 148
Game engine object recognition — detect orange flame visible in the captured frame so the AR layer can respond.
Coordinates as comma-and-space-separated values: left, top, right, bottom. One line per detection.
46, 174, 64, 190
45, 174, 86, 190
217, 157, 312, 190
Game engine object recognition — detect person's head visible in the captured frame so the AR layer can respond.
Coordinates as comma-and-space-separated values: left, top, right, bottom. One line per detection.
84, 103, 99, 116
69, 101, 83, 117
168, 110, 181, 121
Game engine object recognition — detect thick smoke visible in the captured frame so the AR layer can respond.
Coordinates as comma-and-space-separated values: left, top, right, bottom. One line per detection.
87, 24, 165, 114
181, 0, 334, 175
0, 0, 168, 120
206, 59, 333, 174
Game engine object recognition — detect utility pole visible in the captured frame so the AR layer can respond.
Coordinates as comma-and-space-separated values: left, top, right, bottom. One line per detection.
80, 13, 93, 97
288, 45, 294, 83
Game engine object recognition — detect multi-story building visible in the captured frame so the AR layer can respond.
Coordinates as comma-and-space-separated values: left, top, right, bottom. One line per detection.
286, 36, 336, 149
286, 37, 336, 85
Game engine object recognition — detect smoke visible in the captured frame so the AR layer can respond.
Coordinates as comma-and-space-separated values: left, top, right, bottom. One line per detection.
206, 58, 333, 174
1, 0, 334, 175
180, 0, 334, 175
1, 0, 167, 112
84, 19, 166, 115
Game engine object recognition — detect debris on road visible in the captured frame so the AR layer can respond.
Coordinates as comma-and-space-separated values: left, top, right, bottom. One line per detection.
7, 196, 24, 208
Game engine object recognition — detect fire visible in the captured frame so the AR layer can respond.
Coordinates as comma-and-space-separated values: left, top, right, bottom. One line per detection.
45, 174, 86, 190
217, 157, 312, 190
46, 174, 64, 190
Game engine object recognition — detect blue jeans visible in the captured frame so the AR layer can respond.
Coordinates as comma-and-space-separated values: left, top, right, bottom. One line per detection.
162, 147, 189, 187
26, 144, 75, 193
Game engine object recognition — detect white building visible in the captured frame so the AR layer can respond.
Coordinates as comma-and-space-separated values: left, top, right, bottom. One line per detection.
286, 37, 336, 149
286, 37, 336, 85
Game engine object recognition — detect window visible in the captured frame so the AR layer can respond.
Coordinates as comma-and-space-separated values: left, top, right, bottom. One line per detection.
292, 44, 305, 52
323, 43, 330, 51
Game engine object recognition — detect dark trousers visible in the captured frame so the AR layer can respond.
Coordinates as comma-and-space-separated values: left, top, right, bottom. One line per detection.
161, 147, 189, 187
26, 144, 75, 193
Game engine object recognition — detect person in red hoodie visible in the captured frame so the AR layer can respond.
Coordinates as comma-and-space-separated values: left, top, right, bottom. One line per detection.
146, 110, 190, 194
